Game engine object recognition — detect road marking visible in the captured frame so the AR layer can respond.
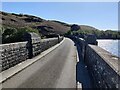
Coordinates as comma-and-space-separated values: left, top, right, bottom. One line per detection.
77, 81, 82, 90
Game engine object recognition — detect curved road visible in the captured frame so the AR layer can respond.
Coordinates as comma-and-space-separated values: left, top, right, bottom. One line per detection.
2, 38, 77, 88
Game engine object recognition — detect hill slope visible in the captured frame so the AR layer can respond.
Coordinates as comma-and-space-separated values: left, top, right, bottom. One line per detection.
1, 11, 120, 43
1, 11, 99, 36
0, 11, 70, 36
80, 25, 98, 31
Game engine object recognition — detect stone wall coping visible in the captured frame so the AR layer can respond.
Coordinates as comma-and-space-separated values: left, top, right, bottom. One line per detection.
0, 41, 28, 46
0, 36, 63, 72
42, 37, 58, 41
0, 41, 28, 50
88, 44, 120, 76
79, 38, 85, 41
0, 37, 61, 46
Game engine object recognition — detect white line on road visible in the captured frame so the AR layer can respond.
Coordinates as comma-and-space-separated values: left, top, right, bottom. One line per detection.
77, 81, 82, 90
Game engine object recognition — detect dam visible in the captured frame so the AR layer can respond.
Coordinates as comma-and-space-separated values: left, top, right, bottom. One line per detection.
0, 33, 120, 89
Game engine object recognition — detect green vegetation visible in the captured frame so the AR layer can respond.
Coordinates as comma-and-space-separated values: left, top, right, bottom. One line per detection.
1, 11, 120, 44
2, 26, 40, 44
65, 29, 120, 39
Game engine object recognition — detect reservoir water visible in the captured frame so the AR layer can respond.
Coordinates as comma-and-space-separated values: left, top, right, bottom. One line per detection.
97, 39, 119, 58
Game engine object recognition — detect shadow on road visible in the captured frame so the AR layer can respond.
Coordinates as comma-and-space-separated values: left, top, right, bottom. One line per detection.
70, 38, 93, 90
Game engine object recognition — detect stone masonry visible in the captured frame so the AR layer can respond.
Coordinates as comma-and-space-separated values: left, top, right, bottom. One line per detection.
0, 33, 63, 72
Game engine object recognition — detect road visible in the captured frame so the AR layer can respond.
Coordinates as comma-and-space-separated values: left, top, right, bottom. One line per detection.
2, 38, 77, 88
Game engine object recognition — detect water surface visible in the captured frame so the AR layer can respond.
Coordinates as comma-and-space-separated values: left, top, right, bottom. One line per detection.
97, 39, 119, 57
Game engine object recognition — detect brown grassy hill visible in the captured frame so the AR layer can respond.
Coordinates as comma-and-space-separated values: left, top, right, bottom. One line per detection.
80, 25, 98, 31
1, 11, 70, 36
1, 11, 98, 36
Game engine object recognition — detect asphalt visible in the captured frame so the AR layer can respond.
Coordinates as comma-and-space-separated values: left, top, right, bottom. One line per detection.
2, 38, 76, 89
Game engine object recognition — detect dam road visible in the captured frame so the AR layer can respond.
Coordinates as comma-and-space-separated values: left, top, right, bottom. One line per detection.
2, 38, 92, 89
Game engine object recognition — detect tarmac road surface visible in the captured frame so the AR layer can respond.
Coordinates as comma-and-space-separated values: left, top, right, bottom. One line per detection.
2, 38, 77, 88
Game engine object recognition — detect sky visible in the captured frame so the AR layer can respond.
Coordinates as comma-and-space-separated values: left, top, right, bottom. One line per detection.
2, 2, 118, 30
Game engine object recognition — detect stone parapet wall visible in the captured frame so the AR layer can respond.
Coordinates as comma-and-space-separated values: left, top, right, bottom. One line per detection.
75, 37, 120, 88
0, 36, 63, 72
32, 37, 63, 57
86, 45, 120, 88
0, 42, 28, 71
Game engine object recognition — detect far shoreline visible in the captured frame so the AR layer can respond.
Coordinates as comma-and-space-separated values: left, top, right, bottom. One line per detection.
97, 38, 120, 40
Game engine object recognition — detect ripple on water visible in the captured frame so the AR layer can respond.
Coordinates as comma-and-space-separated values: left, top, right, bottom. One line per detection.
97, 39, 119, 58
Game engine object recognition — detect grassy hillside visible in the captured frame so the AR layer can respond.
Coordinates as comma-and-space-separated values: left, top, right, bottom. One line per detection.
80, 25, 98, 31
1, 11, 99, 34
1, 11, 70, 35
65, 28, 120, 39
1, 11, 119, 43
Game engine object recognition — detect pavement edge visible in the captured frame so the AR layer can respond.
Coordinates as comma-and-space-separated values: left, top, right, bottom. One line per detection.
0, 38, 65, 84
